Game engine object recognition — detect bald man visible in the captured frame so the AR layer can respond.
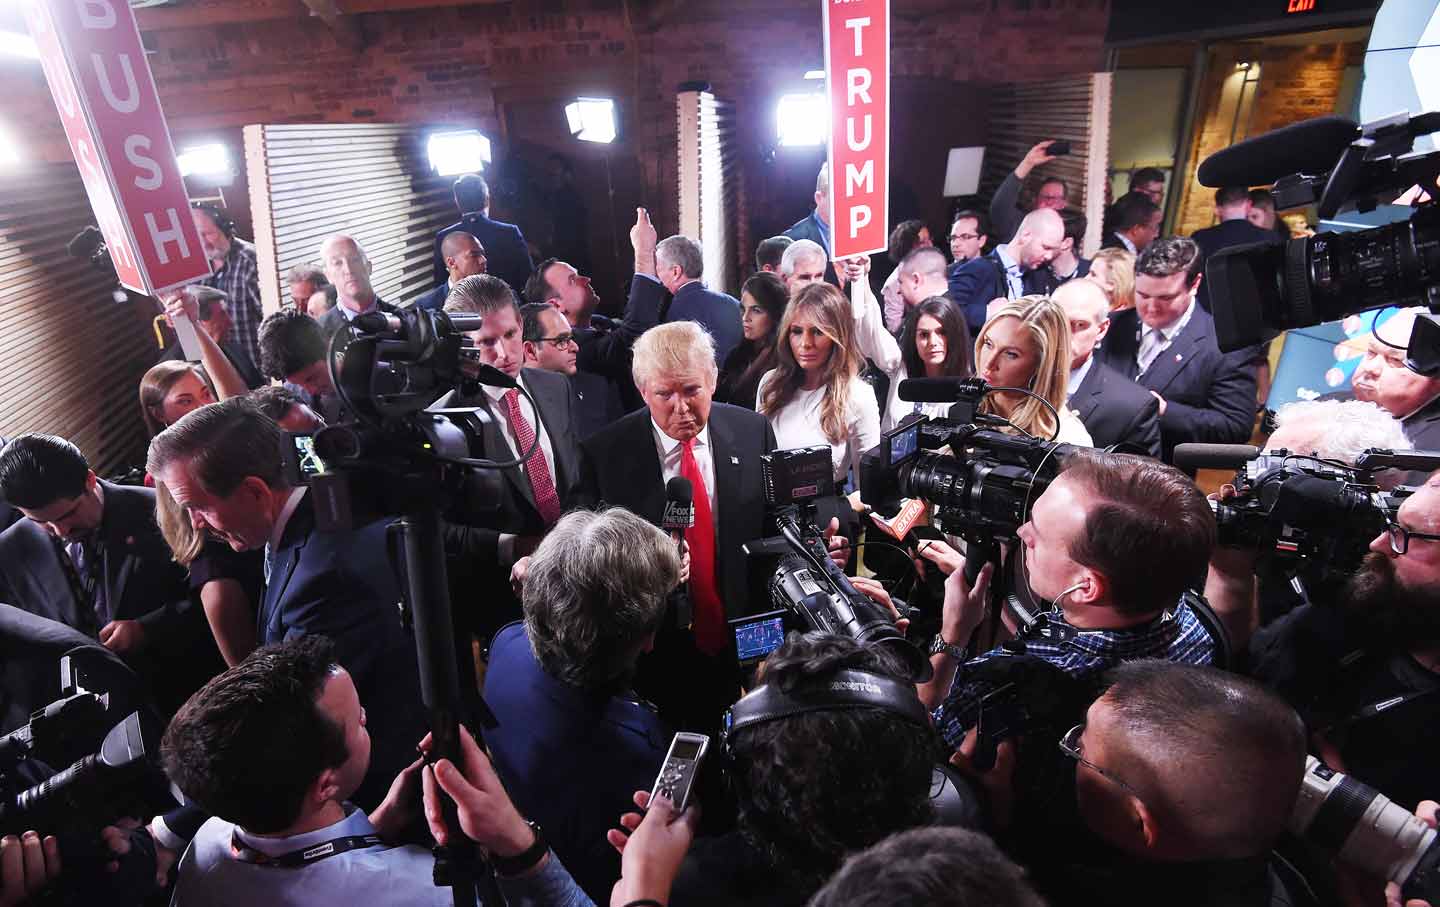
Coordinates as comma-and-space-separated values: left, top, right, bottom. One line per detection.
1054, 279, 1160, 457
948, 207, 1064, 335
316, 234, 400, 339
415, 232, 488, 311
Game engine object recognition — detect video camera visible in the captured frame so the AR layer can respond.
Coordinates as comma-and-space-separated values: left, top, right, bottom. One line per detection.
1201, 110, 1440, 359
734, 446, 929, 681
0, 657, 170, 838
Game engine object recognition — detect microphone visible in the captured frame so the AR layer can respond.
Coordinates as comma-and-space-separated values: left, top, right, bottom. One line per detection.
1171, 443, 1261, 471
662, 477, 695, 540
1196, 116, 1359, 188
897, 377, 987, 403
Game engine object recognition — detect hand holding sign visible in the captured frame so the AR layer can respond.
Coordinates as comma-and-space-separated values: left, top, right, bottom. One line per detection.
824, 0, 889, 260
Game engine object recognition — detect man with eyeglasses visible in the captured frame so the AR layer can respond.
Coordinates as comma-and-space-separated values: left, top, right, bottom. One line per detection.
1245, 472, 1440, 815
520, 302, 623, 439
1029, 660, 1308, 906
988, 140, 1070, 244
946, 207, 1065, 336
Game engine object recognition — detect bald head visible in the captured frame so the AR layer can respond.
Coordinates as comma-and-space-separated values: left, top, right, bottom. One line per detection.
897, 246, 949, 307
1053, 278, 1112, 369
319, 234, 375, 312
1009, 208, 1065, 271
440, 231, 488, 282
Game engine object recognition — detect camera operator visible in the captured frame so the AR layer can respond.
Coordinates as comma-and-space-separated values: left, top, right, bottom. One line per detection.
914, 450, 1219, 749
1246, 471, 1440, 812
148, 398, 424, 811
1014, 660, 1308, 907
1204, 398, 1411, 649
484, 507, 681, 902
667, 632, 936, 907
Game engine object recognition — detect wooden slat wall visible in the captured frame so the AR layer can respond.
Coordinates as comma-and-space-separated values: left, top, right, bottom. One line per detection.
979, 73, 1113, 256
677, 91, 741, 296
0, 162, 158, 475
244, 123, 459, 313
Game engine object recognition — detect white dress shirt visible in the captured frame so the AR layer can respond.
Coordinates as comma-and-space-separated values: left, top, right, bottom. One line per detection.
1136, 298, 1196, 376
995, 244, 1024, 299
1067, 355, 1096, 398
651, 420, 718, 537
482, 373, 559, 486
263, 486, 308, 584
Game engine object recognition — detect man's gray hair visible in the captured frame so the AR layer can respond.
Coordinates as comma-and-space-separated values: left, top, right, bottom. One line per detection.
656, 236, 704, 280
285, 263, 327, 286
1270, 399, 1411, 462
631, 321, 718, 389
523, 507, 681, 691
779, 238, 826, 276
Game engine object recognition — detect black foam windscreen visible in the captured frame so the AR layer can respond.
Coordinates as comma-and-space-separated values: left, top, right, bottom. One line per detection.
1196, 116, 1360, 188
1171, 443, 1261, 471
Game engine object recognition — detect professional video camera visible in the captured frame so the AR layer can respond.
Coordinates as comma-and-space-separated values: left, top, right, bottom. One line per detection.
1199, 111, 1440, 357
733, 446, 929, 681
1291, 756, 1440, 903
0, 657, 170, 838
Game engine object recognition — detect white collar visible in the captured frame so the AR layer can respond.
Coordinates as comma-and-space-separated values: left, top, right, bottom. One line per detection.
1068, 355, 1096, 395
483, 371, 527, 405
1146, 297, 1196, 342
651, 419, 711, 458
1115, 233, 1137, 254
996, 244, 1021, 273
268, 486, 308, 551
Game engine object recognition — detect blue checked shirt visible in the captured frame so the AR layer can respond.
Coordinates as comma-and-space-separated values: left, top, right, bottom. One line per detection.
933, 600, 1216, 750
200, 238, 263, 369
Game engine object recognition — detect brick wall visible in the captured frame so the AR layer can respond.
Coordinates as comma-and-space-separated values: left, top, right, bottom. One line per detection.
3, 0, 1108, 299
1172, 38, 1365, 237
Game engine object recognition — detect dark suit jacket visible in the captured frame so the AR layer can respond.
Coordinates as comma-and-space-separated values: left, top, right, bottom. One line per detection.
317, 296, 400, 341
1100, 232, 1132, 252
413, 283, 449, 312
1096, 306, 1258, 463
161, 341, 263, 390
1191, 218, 1277, 312
1404, 396, 1440, 452
664, 281, 743, 365
783, 212, 840, 286
947, 249, 1053, 336
571, 368, 626, 440
258, 493, 425, 811
1069, 360, 1162, 458
0, 485, 218, 715
579, 404, 776, 619
576, 275, 667, 413
433, 215, 533, 293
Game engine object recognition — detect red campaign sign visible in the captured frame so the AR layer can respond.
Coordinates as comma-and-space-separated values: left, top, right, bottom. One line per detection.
23, 0, 209, 296
822, 0, 889, 260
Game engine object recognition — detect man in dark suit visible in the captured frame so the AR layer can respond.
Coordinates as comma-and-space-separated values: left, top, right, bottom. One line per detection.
1190, 186, 1280, 313
948, 207, 1065, 336
146, 399, 425, 811
1095, 237, 1258, 464
316, 234, 400, 340
521, 302, 624, 439
0, 435, 217, 713
524, 208, 666, 413
414, 230, 488, 311
783, 162, 840, 286
579, 321, 776, 732
433, 174, 533, 293
1100, 192, 1161, 255
1053, 280, 1161, 457
654, 235, 743, 364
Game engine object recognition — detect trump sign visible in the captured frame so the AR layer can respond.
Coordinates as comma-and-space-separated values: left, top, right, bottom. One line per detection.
23, 0, 209, 295
822, 0, 889, 260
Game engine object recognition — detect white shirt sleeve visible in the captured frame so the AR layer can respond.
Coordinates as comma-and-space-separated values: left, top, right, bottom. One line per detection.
848, 375, 883, 478
849, 280, 903, 375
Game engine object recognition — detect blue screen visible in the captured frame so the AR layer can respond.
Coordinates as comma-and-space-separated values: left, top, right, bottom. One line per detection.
888, 425, 919, 466
734, 616, 787, 661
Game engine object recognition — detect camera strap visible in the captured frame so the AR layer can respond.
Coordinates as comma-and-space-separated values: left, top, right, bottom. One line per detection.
1317, 648, 1440, 735
229, 830, 393, 868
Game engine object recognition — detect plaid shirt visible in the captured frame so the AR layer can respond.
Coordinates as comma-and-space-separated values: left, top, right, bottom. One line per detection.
199, 238, 263, 369
933, 600, 1216, 750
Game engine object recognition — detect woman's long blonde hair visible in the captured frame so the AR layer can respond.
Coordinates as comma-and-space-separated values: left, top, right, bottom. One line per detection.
154, 479, 205, 566
139, 361, 212, 438
758, 282, 863, 445
1090, 247, 1136, 311
975, 295, 1072, 440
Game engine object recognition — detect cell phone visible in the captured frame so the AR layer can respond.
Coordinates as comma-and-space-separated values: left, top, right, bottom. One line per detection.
650, 732, 709, 813
730, 609, 789, 666
1047, 140, 1071, 156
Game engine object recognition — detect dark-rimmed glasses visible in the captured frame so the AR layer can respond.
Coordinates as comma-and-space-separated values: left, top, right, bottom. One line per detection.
534, 334, 576, 349
1385, 519, 1440, 555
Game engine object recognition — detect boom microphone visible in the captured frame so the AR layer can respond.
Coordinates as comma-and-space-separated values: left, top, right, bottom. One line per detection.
1172, 443, 1261, 471
1196, 116, 1360, 188
898, 377, 987, 404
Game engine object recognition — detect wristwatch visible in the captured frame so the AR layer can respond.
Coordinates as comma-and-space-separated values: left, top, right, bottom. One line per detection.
489, 820, 548, 877
928, 633, 965, 660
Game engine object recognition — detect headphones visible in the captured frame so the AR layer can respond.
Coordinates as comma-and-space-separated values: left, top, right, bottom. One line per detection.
190, 202, 236, 238
719, 669, 931, 758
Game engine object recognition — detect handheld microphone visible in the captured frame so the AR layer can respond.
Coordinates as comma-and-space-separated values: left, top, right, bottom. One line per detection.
662, 477, 695, 540
1171, 443, 1261, 471
1196, 116, 1360, 188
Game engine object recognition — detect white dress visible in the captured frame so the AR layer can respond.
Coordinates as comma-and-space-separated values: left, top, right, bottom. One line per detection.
756, 370, 881, 483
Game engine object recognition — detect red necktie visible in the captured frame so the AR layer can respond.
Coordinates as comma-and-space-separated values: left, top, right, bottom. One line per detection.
504, 389, 562, 526
680, 439, 726, 655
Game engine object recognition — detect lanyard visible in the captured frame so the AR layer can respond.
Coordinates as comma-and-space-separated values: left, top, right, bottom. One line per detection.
230, 830, 391, 868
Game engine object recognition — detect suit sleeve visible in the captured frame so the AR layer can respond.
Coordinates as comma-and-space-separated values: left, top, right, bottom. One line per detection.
988, 172, 1023, 244
946, 263, 992, 337
577, 275, 665, 381
573, 437, 604, 512
1131, 394, 1163, 458
1160, 351, 1258, 445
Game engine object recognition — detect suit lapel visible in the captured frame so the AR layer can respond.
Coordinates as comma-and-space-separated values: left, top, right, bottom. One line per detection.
705, 410, 743, 586
1139, 315, 1205, 394
1070, 362, 1104, 423
525, 370, 573, 492
261, 503, 311, 640
478, 390, 539, 511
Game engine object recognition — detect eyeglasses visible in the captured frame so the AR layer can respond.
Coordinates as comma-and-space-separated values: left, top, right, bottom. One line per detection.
1385, 519, 1440, 555
534, 334, 576, 349
1058, 723, 1144, 800
951, 232, 981, 242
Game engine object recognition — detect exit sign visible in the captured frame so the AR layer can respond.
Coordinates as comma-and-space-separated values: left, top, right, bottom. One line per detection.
1287, 0, 1316, 11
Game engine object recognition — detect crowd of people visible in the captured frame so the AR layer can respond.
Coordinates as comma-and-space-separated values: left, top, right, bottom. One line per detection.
0, 143, 1436, 907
